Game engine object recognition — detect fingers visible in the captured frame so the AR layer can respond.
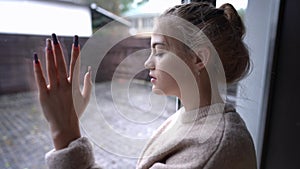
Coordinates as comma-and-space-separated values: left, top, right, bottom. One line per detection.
52, 33, 68, 84
45, 38, 58, 88
33, 53, 48, 94
69, 35, 80, 85
39, 34, 80, 91
82, 67, 92, 103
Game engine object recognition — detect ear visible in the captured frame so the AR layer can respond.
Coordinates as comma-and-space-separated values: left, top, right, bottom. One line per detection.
193, 47, 210, 71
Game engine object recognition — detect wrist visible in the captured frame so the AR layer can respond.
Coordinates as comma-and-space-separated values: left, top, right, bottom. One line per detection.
50, 124, 81, 150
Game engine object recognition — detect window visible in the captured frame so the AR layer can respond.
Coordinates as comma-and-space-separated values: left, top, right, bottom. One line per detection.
142, 17, 154, 28
0, 0, 180, 168
216, 0, 283, 167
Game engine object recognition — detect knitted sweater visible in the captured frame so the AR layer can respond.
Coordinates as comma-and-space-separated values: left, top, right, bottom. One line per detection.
45, 104, 257, 169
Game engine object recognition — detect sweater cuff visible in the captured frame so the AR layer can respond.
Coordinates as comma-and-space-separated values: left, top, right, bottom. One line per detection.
45, 137, 95, 169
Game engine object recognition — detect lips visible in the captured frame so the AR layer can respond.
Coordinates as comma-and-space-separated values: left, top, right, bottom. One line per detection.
150, 75, 157, 80
149, 72, 157, 79
149, 72, 157, 83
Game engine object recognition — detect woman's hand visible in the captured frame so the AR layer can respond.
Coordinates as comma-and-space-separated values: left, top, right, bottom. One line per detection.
33, 34, 92, 150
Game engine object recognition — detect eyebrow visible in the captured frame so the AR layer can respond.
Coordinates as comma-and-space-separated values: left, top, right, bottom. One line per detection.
152, 42, 166, 48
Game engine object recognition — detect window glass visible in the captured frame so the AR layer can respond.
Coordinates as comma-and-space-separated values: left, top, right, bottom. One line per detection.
0, 0, 180, 168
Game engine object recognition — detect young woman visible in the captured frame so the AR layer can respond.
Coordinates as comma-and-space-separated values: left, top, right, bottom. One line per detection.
33, 2, 257, 169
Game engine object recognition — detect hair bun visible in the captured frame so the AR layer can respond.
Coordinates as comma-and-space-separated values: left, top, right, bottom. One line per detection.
220, 3, 245, 39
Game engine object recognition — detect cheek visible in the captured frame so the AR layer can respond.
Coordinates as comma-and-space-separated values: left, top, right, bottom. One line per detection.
154, 70, 179, 95
155, 54, 179, 73
158, 71, 177, 85
156, 54, 189, 83
155, 53, 197, 96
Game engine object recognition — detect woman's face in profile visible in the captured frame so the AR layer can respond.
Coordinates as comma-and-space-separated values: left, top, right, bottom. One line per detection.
145, 34, 196, 98
145, 34, 179, 96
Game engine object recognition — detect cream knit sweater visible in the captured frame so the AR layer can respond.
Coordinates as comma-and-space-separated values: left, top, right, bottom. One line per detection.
45, 104, 257, 169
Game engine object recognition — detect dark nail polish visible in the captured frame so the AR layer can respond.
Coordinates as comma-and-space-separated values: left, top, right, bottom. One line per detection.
46, 38, 52, 50
33, 53, 38, 64
73, 35, 79, 47
52, 33, 58, 45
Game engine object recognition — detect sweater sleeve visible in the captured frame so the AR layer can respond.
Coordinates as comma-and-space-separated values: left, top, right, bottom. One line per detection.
45, 137, 102, 169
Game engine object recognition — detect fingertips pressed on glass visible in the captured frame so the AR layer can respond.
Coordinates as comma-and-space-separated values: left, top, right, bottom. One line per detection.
88, 66, 92, 76
46, 38, 52, 50
52, 33, 59, 45
73, 35, 79, 48
33, 53, 38, 64
88, 66, 91, 73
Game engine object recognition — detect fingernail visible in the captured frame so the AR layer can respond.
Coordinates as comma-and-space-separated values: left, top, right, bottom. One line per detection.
73, 35, 79, 47
88, 66, 92, 82
88, 66, 92, 74
46, 38, 52, 50
52, 33, 58, 45
33, 53, 38, 64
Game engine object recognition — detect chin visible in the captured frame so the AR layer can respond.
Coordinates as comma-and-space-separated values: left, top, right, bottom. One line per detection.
152, 87, 166, 95
152, 87, 179, 98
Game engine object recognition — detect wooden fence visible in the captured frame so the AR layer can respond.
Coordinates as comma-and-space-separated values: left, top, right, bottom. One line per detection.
0, 33, 150, 94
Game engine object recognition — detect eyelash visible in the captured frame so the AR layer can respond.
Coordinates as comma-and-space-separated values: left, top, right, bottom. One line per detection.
153, 49, 165, 57
155, 52, 164, 57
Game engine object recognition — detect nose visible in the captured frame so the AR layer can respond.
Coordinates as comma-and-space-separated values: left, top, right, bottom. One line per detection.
144, 55, 155, 70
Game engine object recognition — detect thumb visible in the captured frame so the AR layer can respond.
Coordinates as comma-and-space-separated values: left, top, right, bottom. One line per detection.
82, 66, 92, 103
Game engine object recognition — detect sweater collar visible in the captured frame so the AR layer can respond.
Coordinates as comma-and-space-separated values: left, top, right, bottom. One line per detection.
178, 103, 235, 123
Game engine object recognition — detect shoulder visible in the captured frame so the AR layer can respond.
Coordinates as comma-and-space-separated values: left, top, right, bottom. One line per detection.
204, 111, 257, 169
222, 111, 255, 148
138, 108, 257, 169
178, 110, 257, 169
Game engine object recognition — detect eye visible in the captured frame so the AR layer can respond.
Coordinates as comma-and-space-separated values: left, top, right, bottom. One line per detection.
154, 49, 165, 57
155, 52, 164, 57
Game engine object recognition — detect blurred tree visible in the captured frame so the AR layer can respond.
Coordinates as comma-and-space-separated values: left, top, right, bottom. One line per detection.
137, 0, 149, 6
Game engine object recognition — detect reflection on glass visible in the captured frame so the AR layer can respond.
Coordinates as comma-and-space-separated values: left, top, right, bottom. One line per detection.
0, 0, 179, 168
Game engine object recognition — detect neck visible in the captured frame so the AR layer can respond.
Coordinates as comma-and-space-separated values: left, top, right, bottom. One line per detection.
178, 74, 224, 112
